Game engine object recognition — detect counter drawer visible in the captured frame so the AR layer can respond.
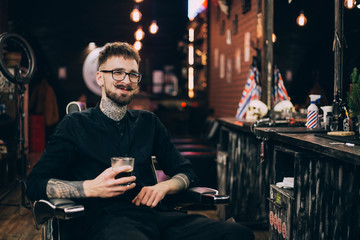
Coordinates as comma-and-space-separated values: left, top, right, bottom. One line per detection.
268, 184, 294, 240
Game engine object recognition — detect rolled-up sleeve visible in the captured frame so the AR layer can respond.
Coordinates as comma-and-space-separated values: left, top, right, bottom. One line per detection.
26, 116, 77, 201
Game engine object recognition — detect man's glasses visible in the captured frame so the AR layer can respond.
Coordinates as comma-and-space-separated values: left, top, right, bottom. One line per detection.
100, 70, 142, 83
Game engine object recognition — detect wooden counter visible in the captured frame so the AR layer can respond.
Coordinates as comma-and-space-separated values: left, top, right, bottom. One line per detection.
216, 118, 267, 225
274, 132, 359, 163
216, 117, 360, 239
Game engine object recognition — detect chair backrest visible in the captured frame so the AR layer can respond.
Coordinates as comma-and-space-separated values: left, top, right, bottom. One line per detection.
151, 156, 171, 183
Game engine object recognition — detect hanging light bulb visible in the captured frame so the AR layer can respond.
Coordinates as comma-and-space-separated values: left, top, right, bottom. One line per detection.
134, 41, 142, 51
189, 28, 194, 42
188, 67, 194, 98
135, 26, 145, 41
296, 11, 307, 27
130, 6, 142, 22
88, 42, 96, 50
149, 20, 159, 34
344, 0, 356, 9
188, 44, 194, 65
134, 0, 143, 3
272, 33, 277, 43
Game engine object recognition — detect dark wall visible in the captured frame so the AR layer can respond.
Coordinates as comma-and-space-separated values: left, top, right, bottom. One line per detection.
0, 0, 8, 32
7, 0, 188, 117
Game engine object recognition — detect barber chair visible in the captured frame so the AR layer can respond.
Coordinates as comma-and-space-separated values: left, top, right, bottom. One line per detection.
31, 157, 229, 240
31, 160, 229, 240
65, 101, 86, 114
30, 102, 229, 240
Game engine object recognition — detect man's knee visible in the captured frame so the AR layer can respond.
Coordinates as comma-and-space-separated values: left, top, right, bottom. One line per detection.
222, 222, 254, 240
86, 214, 157, 240
89, 226, 151, 240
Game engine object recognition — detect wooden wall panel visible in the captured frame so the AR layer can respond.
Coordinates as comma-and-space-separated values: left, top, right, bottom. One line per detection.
218, 125, 268, 224
293, 154, 360, 239
208, 0, 259, 117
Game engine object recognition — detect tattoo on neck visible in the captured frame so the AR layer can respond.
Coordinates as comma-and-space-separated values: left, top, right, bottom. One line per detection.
46, 179, 86, 198
101, 98, 127, 121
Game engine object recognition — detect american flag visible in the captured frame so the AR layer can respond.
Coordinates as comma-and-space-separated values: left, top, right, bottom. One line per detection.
235, 66, 261, 120
272, 67, 290, 106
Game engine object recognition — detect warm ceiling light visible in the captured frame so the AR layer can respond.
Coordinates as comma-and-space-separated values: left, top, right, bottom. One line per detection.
188, 89, 194, 98
344, 0, 356, 9
188, 44, 194, 65
188, 67, 194, 90
130, 7, 142, 22
272, 33, 277, 43
296, 11, 307, 27
88, 42, 96, 50
134, 0, 144, 3
149, 21, 159, 34
135, 26, 145, 41
134, 41, 142, 50
188, 66, 194, 99
189, 28, 194, 42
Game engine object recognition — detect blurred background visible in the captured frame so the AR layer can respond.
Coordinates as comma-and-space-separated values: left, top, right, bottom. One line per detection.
0, 0, 359, 151
1, 1, 360, 239
1, 0, 360, 137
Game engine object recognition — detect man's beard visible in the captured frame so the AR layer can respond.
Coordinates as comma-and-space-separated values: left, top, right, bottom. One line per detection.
105, 84, 134, 106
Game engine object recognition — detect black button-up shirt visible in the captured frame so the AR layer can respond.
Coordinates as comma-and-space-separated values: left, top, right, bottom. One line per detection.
26, 105, 197, 211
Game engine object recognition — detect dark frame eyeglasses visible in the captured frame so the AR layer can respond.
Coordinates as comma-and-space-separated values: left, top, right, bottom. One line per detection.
100, 70, 142, 83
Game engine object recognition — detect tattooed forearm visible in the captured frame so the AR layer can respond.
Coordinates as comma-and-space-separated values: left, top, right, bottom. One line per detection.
46, 179, 86, 199
171, 173, 190, 191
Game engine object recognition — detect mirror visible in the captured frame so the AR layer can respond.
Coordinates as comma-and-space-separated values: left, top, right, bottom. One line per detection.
273, 1, 360, 107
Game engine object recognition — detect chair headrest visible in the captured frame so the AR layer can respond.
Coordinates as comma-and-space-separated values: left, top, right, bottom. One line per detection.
66, 101, 86, 115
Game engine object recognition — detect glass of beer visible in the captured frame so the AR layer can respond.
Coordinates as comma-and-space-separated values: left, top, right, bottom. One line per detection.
111, 157, 135, 185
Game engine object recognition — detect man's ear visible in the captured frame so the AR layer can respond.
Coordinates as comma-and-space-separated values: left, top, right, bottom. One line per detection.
96, 71, 104, 87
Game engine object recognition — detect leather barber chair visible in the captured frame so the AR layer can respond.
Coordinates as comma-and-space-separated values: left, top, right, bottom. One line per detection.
31, 159, 229, 240
30, 102, 229, 240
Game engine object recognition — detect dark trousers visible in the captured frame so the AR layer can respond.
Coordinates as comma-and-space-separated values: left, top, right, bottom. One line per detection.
86, 207, 254, 240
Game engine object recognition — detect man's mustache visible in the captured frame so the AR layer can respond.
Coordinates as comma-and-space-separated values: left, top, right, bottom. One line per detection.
115, 84, 135, 91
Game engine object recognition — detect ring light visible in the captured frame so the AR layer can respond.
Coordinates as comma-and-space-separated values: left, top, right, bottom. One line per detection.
0, 32, 36, 84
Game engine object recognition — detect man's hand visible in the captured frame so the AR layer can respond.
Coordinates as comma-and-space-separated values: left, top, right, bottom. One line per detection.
131, 182, 169, 208
83, 166, 136, 198
131, 173, 190, 208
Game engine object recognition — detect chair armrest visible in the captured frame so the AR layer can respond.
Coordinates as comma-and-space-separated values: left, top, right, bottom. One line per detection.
165, 187, 229, 209
183, 187, 230, 205
188, 187, 229, 205
32, 199, 84, 226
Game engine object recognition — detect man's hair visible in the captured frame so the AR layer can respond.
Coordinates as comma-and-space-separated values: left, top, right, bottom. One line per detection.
97, 42, 141, 69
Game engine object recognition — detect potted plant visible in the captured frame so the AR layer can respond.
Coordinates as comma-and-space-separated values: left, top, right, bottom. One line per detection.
347, 67, 360, 134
